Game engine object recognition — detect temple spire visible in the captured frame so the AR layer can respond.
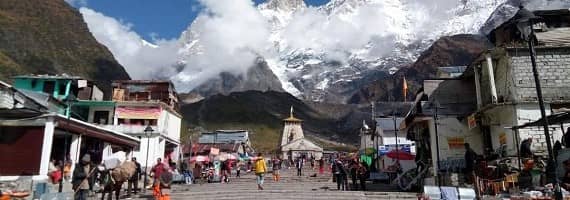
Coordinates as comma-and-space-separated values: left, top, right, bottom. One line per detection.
290, 106, 294, 118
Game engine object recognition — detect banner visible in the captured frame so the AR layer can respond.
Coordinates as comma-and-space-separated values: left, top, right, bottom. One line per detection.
499, 132, 507, 144
116, 106, 161, 119
210, 147, 220, 155
447, 137, 465, 149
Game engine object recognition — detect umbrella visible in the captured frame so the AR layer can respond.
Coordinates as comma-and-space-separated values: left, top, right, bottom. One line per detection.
189, 155, 210, 162
386, 150, 415, 160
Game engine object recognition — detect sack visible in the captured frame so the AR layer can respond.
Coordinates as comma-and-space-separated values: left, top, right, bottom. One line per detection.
50, 171, 62, 183
104, 158, 122, 169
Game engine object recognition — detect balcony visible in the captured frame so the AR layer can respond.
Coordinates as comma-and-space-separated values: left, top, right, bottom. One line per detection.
99, 124, 160, 135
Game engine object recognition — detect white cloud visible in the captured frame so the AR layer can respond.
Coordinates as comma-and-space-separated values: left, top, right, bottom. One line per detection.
172, 0, 271, 90
79, 7, 180, 80
65, 0, 87, 7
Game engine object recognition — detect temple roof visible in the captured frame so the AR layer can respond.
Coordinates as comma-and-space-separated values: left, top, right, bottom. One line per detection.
283, 106, 303, 122
281, 138, 322, 152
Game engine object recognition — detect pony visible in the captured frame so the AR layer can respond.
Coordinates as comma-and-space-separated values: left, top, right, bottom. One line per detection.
97, 161, 137, 200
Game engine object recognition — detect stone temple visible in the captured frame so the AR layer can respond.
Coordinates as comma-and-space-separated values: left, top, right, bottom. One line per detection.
279, 106, 323, 161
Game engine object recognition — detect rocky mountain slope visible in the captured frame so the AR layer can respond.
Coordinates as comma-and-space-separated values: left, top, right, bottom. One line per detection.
181, 90, 374, 150
348, 34, 493, 104
190, 59, 285, 99
0, 0, 130, 93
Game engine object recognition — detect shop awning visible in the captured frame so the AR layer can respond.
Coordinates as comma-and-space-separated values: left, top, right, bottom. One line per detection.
53, 114, 139, 148
511, 111, 570, 130
399, 116, 432, 130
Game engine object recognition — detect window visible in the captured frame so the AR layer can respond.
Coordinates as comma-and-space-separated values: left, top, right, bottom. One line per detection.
43, 81, 55, 94
58, 82, 67, 95
93, 111, 110, 125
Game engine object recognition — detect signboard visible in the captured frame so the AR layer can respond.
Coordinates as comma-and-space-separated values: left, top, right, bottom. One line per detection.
378, 144, 413, 155
499, 132, 507, 144
447, 137, 465, 149
468, 114, 477, 129
210, 147, 220, 155
369, 172, 390, 181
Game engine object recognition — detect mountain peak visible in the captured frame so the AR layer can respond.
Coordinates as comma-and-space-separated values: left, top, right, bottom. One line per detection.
260, 0, 306, 12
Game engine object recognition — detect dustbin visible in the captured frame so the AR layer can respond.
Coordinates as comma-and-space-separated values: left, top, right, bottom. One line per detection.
530, 169, 541, 187
33, 182, 48, 199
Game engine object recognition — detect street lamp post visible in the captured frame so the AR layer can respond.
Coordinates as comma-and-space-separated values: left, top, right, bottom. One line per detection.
433, 102, 442, 187
143, 125, 154, 193
514, 6, 561, 199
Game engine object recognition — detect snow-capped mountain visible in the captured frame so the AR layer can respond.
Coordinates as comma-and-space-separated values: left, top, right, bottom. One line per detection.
176, 0, 567, 103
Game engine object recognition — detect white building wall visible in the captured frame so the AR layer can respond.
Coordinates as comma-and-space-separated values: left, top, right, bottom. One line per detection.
281, 122, 304, 146
158, 109, 181, 141
516, 103, 564, 155
484, 106, 517, 155
135, 136, 163, 168
428, 117, 484, 173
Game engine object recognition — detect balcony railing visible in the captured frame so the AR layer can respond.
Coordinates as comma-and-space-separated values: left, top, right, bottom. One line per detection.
99, 124, 160, 135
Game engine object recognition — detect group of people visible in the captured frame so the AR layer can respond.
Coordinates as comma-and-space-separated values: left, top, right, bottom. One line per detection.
331, 158, 368, 191
48, 159, 72, 185
292, 156, 326, 177
68, 153, 180, 200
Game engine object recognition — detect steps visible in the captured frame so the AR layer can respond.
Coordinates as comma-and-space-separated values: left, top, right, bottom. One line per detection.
154, 167, 417, 200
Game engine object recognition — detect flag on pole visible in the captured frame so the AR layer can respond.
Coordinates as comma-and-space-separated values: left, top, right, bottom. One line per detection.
403, 76, 408, 101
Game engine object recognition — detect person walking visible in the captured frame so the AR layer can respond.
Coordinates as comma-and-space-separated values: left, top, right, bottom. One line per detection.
358, 162, 368, 191
72, 154, 94, 200
333, 159, 347, 191
127, 157, 142, 196
236, 161, 242, 178
310, 155, 315, 169
319, 159, 325, 174
254, 153, 267, 190
464, 143, 478, 184
151, 158, 166, 196
520, 137, 534, 158
349, 160, 359, 190
296, 158, 303, 176
272, 157, 282, 182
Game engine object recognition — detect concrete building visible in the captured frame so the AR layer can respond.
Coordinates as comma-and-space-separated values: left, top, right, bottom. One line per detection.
471, 9, 570, 156
193, 130, 254, 156
400, 77, 482, 180
0, 80, 138, 183
106, 80, 182, 168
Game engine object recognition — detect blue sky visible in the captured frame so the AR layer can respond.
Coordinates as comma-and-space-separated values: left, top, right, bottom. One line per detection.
75, 0, 330, 41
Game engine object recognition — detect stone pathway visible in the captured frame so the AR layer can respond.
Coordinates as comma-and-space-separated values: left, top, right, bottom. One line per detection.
134, 167, 417, 200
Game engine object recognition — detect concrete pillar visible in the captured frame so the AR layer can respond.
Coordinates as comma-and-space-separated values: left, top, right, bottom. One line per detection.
113, 109, 118, 125
428, 119, 439, 176
69, 134, 82, 177
39, 118, 56, 177
474, 65, 483, 109
485, 54, 498, 103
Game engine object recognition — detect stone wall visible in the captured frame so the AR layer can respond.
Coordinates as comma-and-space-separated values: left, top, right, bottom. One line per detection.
509, 47, 570, 102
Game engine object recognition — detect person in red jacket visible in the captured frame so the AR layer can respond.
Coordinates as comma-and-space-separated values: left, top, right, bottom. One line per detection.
151, 158, 165, 186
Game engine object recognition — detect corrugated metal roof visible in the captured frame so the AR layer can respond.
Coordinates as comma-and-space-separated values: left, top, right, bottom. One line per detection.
536, 27, 570, 47
198, 130, 249, 144
13, 74, 83, 80
376, 118, 404, 131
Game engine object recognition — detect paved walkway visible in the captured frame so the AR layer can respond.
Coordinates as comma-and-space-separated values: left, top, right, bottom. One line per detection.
133, 167, 417, 200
